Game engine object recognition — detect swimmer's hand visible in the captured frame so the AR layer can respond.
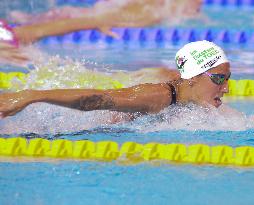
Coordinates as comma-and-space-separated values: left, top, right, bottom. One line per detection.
98, 27, 119, 39
0, 42, 29, 66
0, 90, 32, 118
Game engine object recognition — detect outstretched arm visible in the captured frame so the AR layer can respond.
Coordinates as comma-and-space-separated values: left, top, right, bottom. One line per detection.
10, 0, 203, 45
13, 16, 117, 44
0, 83, 172, 118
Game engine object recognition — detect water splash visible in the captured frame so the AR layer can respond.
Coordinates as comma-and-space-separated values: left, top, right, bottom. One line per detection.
0, 102, 253, 135
10, 52, 173, 91
11, 55, 132, 91
0, 103, 125, 135
129, 103, 254, 132
2, 47, 254, 135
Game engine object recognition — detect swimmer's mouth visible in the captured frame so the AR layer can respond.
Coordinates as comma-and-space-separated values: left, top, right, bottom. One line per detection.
214, 97, 222, 107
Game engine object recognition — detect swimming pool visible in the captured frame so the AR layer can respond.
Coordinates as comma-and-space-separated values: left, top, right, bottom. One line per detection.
1, 1, 254, 205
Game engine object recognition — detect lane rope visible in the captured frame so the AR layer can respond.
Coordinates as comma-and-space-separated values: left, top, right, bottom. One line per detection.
38, 28, 253, 46
56, 0, 254, 7
1, 137, 254, 167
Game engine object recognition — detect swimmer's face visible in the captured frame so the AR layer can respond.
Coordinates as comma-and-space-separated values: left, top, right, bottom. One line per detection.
192, 63, 231, 108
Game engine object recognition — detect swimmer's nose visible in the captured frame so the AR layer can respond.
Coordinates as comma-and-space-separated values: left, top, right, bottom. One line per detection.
221, 80, 229, 94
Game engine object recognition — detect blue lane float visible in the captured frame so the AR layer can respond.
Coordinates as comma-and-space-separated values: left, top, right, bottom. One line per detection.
204, 0, 254, 6
56, 0, 99, 5
40, 28, 253, 46
56, 0, 254, 6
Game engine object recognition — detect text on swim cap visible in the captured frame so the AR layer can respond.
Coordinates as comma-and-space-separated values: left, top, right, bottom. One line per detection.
190, 47, 220, 65
201, 55, 221, 70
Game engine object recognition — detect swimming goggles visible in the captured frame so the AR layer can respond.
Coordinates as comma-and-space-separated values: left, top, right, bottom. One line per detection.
204, 72, 231, 85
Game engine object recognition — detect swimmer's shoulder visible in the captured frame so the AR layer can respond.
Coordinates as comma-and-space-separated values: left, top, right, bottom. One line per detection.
108, 83, 174, 114
134, 82, 175, 112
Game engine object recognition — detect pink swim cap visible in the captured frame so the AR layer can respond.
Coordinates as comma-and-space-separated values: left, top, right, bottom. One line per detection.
0, 19, 19, 47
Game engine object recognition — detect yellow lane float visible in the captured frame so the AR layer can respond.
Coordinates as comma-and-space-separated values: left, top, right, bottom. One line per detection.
1, 137, 254, 167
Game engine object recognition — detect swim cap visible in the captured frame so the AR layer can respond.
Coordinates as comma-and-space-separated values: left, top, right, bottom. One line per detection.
175, 40, 229, 79
0, 20, 19, 47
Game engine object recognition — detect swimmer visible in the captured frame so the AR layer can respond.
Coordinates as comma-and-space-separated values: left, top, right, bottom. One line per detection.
1, 0, 202, 66
9, 0, 202, 27
0, 17, 177, 83
0, 40, 231, 119
0, 20, 28, 65
0, 15, 119, 65
3, 0, 203, 46
9, 17, 118, 45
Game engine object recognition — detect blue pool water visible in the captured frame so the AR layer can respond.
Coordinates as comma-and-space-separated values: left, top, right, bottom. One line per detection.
1, 162, 254, 205
1, 1, 254, 205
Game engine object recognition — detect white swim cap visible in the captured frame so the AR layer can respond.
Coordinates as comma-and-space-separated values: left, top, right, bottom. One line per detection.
175, 40, 229, 79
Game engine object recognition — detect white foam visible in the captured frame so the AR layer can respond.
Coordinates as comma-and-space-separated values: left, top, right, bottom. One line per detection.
0, 103, 121, 134
129, 103, 254, 132
0, 102, 253, 135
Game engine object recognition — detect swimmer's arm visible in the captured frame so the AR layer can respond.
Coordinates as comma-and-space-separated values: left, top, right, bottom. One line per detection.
14, 16, 117, 44
0, 84, 172, 118
34, 84, 171, 113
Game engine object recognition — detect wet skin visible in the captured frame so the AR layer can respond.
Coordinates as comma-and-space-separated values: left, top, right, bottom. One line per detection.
0, 63, 231, 119
189, 63, 230, 108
